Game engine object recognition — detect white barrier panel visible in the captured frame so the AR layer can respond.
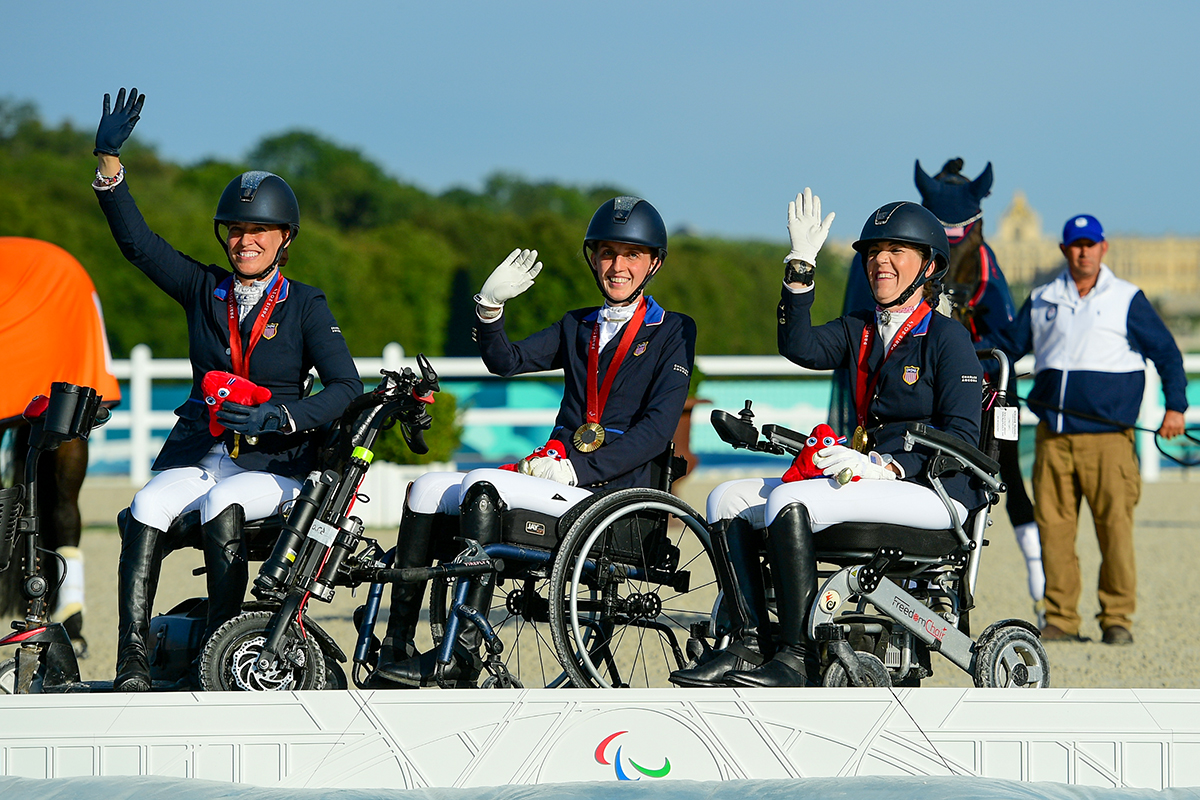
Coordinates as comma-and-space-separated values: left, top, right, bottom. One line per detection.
1, 688, 1198, 790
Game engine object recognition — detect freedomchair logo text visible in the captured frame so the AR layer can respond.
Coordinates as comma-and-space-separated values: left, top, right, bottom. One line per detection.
594, 730, 671, 781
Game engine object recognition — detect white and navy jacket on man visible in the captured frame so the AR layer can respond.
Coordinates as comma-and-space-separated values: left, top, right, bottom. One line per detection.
985, 265, 1186, 434
476, 296, 697, 489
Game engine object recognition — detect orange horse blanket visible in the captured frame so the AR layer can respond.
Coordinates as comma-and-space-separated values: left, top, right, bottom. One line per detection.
0, 237, 121, 424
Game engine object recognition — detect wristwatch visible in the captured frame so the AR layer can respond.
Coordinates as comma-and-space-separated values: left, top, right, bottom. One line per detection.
785, 259, 814, 286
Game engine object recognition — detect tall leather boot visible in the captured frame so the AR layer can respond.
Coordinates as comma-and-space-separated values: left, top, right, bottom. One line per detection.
725, 503, 822, 688
669, 517, 772, 686
201, 504, 248, 642
115, 509, 166, 692
366, 508, 439, 688
377, 481, 503, 688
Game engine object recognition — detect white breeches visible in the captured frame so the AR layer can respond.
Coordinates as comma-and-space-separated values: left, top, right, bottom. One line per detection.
706, 477, 968, 532
406, 468, 592, 518
130, 443, 303, 531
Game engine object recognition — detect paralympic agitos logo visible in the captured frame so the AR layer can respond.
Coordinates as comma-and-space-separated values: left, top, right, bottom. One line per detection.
594, 731, 671, 781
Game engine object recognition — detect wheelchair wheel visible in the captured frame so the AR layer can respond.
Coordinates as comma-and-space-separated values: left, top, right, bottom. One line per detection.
0, 657, 46, 694
430, 566, 580, 688
548, 488, 716, 688
973, 624, 1050, 688
199, 611, 326, 691
822, 651, 892, 688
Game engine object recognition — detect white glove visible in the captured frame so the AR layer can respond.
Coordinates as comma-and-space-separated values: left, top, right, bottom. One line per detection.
814, 445, 896, 483
477, 248, 542, 308
785, 187, 835, 266
521, 456, 578, 486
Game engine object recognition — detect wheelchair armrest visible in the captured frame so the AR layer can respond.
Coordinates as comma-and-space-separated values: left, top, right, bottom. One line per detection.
761, 424, 806, 455
711, 409, 759, 449
903, 423, 1001, 484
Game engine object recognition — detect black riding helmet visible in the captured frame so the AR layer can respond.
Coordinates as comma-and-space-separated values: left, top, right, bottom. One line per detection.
852, 201, 950, 308
582, 196, 668, 304
213, 171, 301, 280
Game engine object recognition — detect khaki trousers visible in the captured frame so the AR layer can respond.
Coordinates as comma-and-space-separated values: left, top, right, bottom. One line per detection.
1032, 423, 1140, 634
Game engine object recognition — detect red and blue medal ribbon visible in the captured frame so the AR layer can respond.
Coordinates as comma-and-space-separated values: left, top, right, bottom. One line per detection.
853, 301, 932, 429
228, 273, 283, 379
586, 297, 647, 427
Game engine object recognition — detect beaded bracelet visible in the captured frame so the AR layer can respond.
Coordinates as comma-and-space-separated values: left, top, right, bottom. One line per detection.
92, 165, 125, 190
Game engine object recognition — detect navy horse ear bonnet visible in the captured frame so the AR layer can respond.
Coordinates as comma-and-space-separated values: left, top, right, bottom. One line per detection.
914, 158, 993, 228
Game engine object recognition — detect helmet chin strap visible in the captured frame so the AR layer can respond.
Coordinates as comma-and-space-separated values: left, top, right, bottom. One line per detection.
871, 257, 931, 309
590, 254, 662, 305
228, 234, 289, 282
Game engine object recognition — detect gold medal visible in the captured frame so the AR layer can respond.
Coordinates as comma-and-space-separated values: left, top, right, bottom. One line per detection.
573, 422, 606, 453
851, 425, 870, 453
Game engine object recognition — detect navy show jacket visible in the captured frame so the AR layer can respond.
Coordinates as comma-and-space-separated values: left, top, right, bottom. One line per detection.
777, 286, 986, 510
476, 296, 697, 489
96, 180, 362, 478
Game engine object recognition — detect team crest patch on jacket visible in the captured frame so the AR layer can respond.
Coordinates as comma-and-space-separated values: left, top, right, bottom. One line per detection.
263, 322, 279, 340
633, 341, 648, 356
903, 365, 920, 385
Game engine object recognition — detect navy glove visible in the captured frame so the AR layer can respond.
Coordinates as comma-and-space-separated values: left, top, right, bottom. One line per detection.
94, 87, 145, 156
216, 401, 284, 436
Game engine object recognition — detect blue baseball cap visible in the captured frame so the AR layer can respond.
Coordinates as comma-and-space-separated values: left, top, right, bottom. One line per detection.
1062, 214, 1105, 245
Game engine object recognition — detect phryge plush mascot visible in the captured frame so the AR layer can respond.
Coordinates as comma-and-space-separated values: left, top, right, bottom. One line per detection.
782, 423, 855, 483
202, 371, 272, 437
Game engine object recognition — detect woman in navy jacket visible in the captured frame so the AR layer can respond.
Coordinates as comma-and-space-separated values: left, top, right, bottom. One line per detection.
368, 196, 697, 688
671, 193, 984, 689
91, 88, 362, 691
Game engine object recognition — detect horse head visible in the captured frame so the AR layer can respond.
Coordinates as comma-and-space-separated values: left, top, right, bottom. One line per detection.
914, 158, 993, 227
915, 158, 994, 324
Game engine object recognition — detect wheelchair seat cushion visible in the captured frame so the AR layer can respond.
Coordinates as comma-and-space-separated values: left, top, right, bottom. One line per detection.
814, 520, 962, 559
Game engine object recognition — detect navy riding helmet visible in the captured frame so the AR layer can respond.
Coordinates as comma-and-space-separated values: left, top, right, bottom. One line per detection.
852, 201, 950, 308
213, 171, 301, 279
582, 196, 668, 302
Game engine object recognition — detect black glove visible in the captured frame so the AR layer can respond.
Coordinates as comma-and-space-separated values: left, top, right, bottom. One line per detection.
216, 401, 284, 436
94, 87, 145, 156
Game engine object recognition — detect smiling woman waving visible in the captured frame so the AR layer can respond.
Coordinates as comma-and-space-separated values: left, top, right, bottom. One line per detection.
368, 197, 697, 689
91, 87, 362, 692
671, 193, 986, 689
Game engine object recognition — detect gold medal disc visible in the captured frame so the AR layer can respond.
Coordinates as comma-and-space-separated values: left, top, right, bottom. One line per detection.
851, 425, 869, 453
573, 422, 606, 453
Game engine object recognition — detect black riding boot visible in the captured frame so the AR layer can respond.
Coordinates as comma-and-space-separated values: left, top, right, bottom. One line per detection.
366, 508, 439, 689
670, 517, 772, 686
725, 503, 822, 688
375, 482, 503, 688
201, 504, 248, 642
115, 509, 166, 692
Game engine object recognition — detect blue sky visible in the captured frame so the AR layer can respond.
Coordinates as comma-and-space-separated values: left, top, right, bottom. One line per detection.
6, 2, 1197, 244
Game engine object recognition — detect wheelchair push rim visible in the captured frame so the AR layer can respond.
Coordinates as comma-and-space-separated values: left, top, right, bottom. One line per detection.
550, 489, 716, 689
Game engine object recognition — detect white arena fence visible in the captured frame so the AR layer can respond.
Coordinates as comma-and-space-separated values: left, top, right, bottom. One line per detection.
98, 343, 1188, 489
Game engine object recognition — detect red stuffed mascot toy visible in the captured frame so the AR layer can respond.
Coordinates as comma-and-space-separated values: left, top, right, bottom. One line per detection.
782, 423, 859, 483
202, 371, 272, 437
499, 439, 569, 473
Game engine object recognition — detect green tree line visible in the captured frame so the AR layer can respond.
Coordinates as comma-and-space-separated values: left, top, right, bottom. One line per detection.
0, 100, 849, 358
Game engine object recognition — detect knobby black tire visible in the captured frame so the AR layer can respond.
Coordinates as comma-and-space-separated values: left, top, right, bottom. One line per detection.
199, 610, 326, 692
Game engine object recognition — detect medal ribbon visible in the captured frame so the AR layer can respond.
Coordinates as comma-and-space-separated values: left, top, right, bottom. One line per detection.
853, 301, 932, 428
228, 273, 283, 379
586, 297, 647, 426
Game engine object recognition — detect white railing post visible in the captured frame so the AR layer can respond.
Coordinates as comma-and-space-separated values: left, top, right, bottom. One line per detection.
382, 342, 405, 373
130, 344, 153, 486
1140, 365, 1162, 483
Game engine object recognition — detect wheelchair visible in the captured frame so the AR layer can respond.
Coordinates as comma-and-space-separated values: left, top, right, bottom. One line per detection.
703, 349, 1049, 689
143, 357, 440, 692
353, 446, 718, 690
